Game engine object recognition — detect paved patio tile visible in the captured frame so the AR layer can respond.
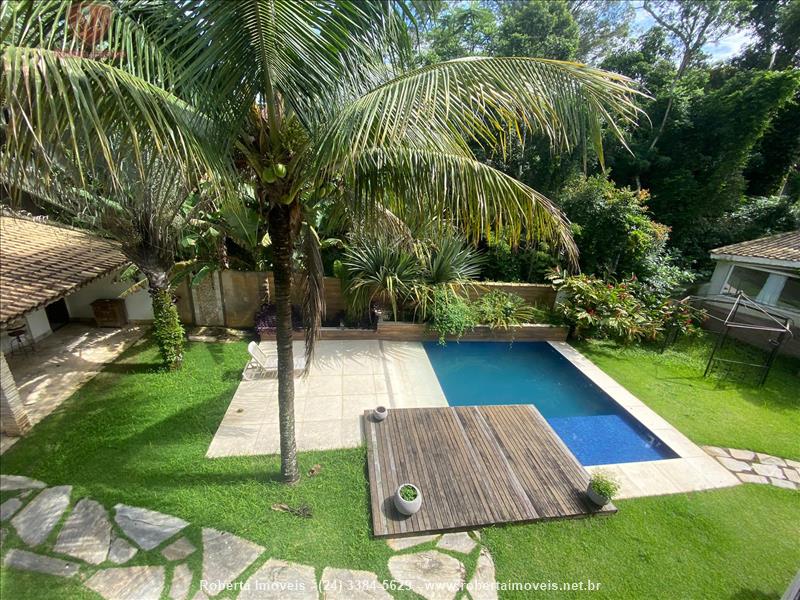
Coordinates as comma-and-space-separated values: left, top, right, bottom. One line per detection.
11, 485, 72, 547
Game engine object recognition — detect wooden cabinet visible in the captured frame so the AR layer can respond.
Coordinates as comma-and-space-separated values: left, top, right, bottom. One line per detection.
91, 299, 128, 327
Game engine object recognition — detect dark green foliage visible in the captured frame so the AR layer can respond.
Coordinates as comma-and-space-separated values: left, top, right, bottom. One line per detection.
150, 287, 185, 370
481, 232, 559, 283
557, 175, 691, 294
428, 286, 477, 344
550, 272, 704, 344
399, 484, 418, 501
494, 0, 579, 60
743, 94, 800, 197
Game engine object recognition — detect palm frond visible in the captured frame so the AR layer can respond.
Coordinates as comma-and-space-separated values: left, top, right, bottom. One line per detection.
347, 147, 578, 265
316, 57, 646, 172
300, 224, 325, 371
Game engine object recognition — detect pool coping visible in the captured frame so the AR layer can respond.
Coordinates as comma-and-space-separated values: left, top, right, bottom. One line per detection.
547, 342, 740, 499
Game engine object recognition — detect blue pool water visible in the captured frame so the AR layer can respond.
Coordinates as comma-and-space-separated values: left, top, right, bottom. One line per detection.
423, 341, 678, 466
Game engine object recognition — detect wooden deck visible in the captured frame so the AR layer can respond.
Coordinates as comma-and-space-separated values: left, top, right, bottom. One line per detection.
365, 405, 615, 537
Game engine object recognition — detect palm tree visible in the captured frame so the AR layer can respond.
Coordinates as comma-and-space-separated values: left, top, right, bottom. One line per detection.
1, 0, 642, 483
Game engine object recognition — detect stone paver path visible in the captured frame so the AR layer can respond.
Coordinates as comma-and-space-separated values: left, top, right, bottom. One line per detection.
11, 485, 72, 546
201, 527, 264, 596
86, 566, 165, 600
114, 504, 189, 550
54, 498, 112, 564
705, 446, 799, 490
1, 474, 498, 600
388, 550, 466, 600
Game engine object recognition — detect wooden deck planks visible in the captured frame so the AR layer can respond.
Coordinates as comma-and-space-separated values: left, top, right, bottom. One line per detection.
364, 405, 615, 537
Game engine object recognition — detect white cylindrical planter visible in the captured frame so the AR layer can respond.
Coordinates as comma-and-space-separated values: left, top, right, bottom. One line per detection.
394, 484, 422, 515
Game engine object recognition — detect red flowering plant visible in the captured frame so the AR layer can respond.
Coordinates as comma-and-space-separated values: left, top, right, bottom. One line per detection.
546, 269, 705, 344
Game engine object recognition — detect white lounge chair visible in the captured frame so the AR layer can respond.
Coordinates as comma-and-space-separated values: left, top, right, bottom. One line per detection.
243, 341, 306, 380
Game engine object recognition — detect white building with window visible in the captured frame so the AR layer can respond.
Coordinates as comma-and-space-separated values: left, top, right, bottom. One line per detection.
703, 230, 799, 356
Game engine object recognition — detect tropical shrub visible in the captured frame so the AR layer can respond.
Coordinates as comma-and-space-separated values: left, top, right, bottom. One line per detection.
557, 175, 692, 294
589, 472, 620, 500
428, 287, 477, 345
150, 289, 184, 370
473, 291, 538, 329
548, 271, 704, 344
481, 231, 559, 283
342, 237, 421, 321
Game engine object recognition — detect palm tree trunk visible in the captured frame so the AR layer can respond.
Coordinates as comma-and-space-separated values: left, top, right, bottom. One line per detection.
268, 203, 300, 484
146, 270, 184, 371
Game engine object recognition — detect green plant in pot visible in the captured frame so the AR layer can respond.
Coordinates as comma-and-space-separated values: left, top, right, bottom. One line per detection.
394, 483, 422, 516
587, 472, 620, 507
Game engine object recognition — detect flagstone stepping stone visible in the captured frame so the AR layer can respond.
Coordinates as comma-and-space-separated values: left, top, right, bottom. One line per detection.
201, 527, 264, 597
0, 528, 6, 547
737, 473, 768, 484
238, 559, 317, 599
466, 548, 497, 600
162, 536, 197, 561
770, 478, 797, 490
54, 498, 111, 565
388, 550, 465, 600
787, 459, 800, 469
11, 485, 72, 547
0, 475, 46, 491
0, 497, 23, 521
729, 449, 755, 461
437, 532, 476, 555
753, 463, 783, 478
386, 534, 439, 551
108, 536, 138, 564
170, 563, 193, 600
114, 504, 188, 550
704, 446, 728, 457
321, 566, 391, 599
4, 549, 80, 578
86, 566, 165, 600
784, 468, 800, 483
716, 457, 750, 472
756, 453, 786, 466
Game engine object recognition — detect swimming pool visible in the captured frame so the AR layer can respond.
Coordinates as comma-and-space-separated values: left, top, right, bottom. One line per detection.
423, 341, 678, 466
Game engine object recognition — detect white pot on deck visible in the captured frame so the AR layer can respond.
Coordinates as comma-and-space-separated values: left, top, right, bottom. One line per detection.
394, 483, 422, 515
586, 483, 611, 507
373, 406, 388, 421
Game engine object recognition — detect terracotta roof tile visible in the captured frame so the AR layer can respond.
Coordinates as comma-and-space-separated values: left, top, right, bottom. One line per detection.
711, 230, 800, 264
0, 216, 128, 325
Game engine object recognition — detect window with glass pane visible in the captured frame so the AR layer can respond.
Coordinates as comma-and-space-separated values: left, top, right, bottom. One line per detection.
722, 266, 769, 298
777, 277, 800, 311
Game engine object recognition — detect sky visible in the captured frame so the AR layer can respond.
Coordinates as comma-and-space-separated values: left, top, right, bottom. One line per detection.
632, 5, 755, 62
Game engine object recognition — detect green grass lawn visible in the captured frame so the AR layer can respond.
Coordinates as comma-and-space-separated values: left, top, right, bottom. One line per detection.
1, 336, 798, 599
574, 335, 800, 460
483, 484, 800, 599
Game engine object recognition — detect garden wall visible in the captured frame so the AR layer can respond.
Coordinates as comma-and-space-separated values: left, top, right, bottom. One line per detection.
174, 271, 557, 330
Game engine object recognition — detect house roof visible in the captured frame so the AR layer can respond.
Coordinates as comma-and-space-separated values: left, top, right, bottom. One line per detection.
711, 230, 800, 269
0, 215, 128, 326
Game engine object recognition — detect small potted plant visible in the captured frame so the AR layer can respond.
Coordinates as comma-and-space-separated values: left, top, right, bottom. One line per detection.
373, 406, 388, 422
587, 472, 619, 507
393, 483, 422, 515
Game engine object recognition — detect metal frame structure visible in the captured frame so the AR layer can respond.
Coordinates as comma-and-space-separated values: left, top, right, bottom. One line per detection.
701, 292, 793, 387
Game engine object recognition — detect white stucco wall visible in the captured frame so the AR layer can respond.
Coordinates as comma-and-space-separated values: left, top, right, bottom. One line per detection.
64, 272, 154, 321
0, 308, 52, 353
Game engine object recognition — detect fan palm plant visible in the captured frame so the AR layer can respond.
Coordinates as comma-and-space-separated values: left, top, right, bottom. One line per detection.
1, 0, 643, 483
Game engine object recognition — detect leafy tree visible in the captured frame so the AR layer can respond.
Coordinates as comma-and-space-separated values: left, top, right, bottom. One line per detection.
2, 0, 641, 483
557, 175, 688, 293
642, 0, 744, 150
568, 0, 634, 64
646, 69, 800, 260
494, 0, 579, 60
422, 2, 497, 62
